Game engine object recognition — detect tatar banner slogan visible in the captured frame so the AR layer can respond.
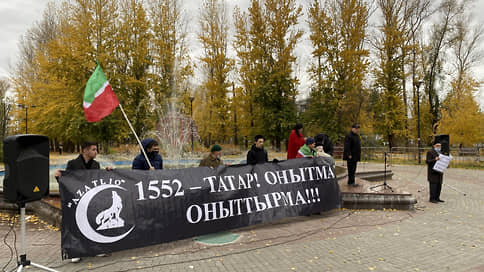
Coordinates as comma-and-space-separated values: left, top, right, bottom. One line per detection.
59, 157, 341, 258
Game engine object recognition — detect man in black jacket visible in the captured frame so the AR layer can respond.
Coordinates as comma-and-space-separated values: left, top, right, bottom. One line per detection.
67, 142, 101, 170
343, 124, 361, 186
54, 141, 110, 262
247, 135, 268, 165
426, 139, 444, 203
55, 142, 103, 178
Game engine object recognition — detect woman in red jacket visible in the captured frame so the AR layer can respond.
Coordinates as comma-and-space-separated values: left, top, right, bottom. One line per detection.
287, 123, 305, 159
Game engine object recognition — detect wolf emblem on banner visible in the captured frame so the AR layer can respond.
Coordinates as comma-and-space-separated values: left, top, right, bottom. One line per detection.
96, 191, 125, 230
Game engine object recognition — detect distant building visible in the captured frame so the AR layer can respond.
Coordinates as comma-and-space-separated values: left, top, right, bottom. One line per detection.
295, 97, 310, 113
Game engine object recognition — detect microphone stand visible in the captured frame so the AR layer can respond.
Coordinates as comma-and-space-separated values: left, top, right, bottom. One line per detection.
370, 152, 393, 192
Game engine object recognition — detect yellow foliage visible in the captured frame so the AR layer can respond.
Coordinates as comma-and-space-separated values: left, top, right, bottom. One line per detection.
438, 76, 484, 146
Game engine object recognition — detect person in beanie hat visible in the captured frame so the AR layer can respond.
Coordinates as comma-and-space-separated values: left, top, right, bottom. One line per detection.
296, 137, 317, 158
426, 139, 444, 203
199, 144, 224, 168
343, 123, 361, 187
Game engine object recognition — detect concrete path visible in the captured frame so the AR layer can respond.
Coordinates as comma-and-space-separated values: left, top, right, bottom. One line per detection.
1, 163, 483, 272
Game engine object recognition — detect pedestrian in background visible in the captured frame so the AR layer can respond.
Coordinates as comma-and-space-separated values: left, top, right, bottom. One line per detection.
287, 123, 305, 159
343, 124, 361, 187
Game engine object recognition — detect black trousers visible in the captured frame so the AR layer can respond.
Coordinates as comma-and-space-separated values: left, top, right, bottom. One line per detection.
347, 160, 358, 184
429, 182, 442, 201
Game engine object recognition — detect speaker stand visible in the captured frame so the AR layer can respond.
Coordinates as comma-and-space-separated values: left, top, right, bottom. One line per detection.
16, 203, 60, 272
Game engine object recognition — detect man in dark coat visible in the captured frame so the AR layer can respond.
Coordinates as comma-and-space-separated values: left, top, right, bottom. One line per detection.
66, 142, 100, 170
54, 141, 109, 262
55, 142, 106, 178
132, 138, 163, 170
343, 124, 361, 186
247, 135, 268, 165
426, 140, 444, 203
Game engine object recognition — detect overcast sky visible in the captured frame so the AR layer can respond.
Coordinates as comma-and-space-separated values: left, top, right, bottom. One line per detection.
1, 0, 483, 108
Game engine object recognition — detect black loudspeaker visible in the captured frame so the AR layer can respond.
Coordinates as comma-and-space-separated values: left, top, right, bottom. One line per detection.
434, 134, 450, 155
3, 135, 49, 203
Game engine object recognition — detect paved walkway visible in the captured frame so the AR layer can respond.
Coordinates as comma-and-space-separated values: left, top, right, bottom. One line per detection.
1, 163, 483, 272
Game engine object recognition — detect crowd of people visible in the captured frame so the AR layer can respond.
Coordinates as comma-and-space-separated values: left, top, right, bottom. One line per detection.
54, 123, 360, 179
55, 122, 447, 263
57, 123, 448, 197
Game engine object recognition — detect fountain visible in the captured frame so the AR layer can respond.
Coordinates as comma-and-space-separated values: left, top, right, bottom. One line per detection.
152, 98, 198, 160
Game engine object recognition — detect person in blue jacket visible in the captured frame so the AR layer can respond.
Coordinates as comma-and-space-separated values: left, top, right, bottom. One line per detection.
132, 138, 163, 170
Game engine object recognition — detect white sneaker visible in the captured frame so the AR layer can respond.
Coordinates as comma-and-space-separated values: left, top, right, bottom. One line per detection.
71, 257, 81, 263
96, 253, 108, 257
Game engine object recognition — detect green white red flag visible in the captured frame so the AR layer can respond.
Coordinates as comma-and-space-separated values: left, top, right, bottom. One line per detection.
83, 64, 119, 122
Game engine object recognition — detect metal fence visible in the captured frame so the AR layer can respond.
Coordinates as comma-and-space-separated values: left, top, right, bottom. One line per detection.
332, 146, 483, 167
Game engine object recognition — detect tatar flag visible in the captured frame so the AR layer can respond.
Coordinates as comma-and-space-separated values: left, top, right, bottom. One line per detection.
83, 64, 119, 122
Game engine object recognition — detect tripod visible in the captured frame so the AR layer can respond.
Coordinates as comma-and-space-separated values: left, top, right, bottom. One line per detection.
15, 203, 60, 272
370, 152, 393, 192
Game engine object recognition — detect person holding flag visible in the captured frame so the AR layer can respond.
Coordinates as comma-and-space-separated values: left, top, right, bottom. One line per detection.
132, 138, 163, 170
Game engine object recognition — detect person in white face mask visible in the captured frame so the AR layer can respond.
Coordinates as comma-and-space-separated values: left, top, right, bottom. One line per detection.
199, 144, 224, 168
426, 139, 444, 203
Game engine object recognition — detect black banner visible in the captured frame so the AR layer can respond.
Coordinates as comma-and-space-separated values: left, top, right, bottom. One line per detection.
59, 157, 341, 258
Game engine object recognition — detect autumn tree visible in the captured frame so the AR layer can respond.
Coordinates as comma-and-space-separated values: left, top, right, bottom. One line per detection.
233, 0, 302, 150
148, 0, 193, 113
233, 6, 259, 147
115, 0, 153, 137
10, 2, 59, 137
0, 79, 11, 139
404, 0, 432, 148
439, 76, 484, 146
10, 0, 193, 150
394, 0, 432, 146
0, 78, 11, 160
305, 0, 370, 141
372, 0, 408, 148
422, 0, 466, 134
197, 0, 233, 145
29, 0, 123, 146
438, 9, 484, 146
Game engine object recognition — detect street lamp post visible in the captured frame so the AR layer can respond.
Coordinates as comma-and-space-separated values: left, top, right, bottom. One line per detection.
17, 104, 36, 134
189, 96, 195, 152
232, 82, 238, 146
415, 81, 423, 164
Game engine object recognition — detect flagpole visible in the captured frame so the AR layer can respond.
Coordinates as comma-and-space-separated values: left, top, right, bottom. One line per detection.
118, 104, 153, 169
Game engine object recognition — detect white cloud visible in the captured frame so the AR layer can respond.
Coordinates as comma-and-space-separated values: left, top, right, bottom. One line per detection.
0, 1, 48, 79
